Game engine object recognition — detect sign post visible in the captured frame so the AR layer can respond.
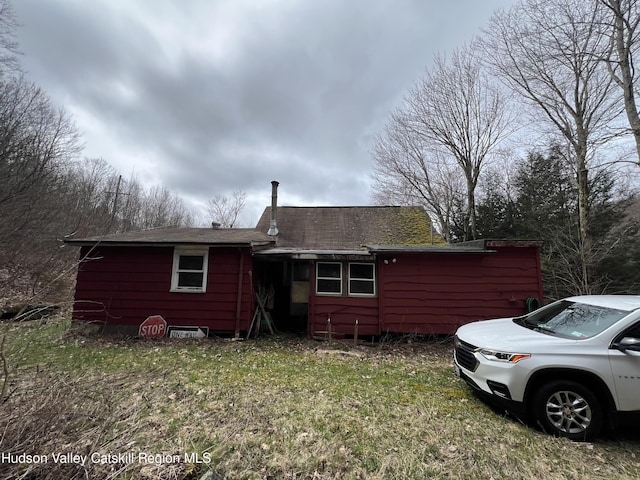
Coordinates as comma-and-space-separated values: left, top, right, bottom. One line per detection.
138, 315, 167, 338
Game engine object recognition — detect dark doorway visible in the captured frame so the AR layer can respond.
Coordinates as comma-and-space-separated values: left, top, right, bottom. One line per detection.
255, 260, 309, 333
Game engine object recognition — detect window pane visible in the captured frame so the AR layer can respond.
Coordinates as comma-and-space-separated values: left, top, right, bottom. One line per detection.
179, 255, 204, 270
350, 263, 374, 279
350, 279, 374, 295
293, 262, 310, 281
318, 279, 341, 293
318, 263, 341, 278
178, 272, 204, 288
626, 322, 640, 337
519, 300, 628, 339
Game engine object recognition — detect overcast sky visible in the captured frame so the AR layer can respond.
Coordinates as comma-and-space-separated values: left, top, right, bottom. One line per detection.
13, 0, 515, 226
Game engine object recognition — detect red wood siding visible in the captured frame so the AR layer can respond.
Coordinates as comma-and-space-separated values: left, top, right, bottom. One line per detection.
308, 295, 380, 337
72, 246, 254, 334
378, 246, 543, 335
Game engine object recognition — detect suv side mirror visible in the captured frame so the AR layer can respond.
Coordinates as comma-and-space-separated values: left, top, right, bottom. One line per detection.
612, 336, 640, 352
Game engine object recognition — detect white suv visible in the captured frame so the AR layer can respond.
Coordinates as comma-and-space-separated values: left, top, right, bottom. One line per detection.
454, 295, 640, 441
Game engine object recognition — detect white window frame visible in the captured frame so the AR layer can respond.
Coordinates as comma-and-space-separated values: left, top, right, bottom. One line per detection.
348, 262, 376, 296
170, 247, 209, 293
316, 262, 343, 295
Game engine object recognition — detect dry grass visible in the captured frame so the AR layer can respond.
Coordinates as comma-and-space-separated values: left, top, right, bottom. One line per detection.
0, 319, 638, 479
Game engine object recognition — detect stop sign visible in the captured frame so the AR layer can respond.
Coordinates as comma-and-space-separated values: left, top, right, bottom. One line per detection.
139, 315, 167, 337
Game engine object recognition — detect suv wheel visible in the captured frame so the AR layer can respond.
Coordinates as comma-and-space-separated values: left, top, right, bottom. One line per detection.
533, 380, 602, 441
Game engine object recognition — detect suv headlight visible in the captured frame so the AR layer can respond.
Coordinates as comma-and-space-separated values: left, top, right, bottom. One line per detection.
478, 349, 531, 363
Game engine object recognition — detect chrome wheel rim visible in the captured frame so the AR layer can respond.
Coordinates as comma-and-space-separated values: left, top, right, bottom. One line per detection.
545, 390, 592, 434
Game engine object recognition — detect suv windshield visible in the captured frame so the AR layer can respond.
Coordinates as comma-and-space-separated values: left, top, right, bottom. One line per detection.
514, 300, 629, 339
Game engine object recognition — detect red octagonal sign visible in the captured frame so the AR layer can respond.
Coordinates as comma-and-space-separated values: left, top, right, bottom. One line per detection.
139, 315, 167, 338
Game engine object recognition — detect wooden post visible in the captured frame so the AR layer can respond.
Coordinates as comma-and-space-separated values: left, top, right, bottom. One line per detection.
354, 318, 359, 347
234, 249, 244, 339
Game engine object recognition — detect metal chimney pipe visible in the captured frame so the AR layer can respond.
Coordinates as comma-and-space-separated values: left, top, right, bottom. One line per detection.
267, 180, 279, 236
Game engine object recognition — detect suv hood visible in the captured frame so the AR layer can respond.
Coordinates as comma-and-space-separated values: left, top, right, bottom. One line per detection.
456, 317, 577, 351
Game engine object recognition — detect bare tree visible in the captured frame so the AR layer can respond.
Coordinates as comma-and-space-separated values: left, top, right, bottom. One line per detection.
482, 0, 622, 293
371, 115, 465, 243
132, 185, 194, 229
116, 175, 144, 232
64, 159, 108, 234
0, 76, 80, 299
0, 78, 80, 210
598, 0, 640, 163
64, 161, 196, 235
0, 77, 80, 243
206, 190, 247, 228
372, 44, 513, 241
0, 0, 20, 75
64, 158, 127, 235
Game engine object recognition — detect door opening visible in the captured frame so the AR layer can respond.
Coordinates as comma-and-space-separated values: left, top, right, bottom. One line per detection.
255, 260, 309, 334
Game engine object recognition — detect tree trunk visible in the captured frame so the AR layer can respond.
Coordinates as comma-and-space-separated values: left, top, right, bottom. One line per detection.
612, 1, 640, 163
575, 129, 592, 294
466, 175, 477, 240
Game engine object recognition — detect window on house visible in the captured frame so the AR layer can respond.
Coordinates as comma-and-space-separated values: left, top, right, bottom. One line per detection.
171, 248, 209, 292
316, 262, 342, 294
349, 263, 375, 296
316, 261, 376, 296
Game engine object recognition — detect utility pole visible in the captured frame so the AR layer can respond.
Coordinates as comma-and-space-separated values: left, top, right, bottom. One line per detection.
110, 175, 122, 224
105, 175, 130, 232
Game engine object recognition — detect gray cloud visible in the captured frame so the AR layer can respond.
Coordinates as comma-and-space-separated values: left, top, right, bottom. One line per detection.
13, 0, 514, 226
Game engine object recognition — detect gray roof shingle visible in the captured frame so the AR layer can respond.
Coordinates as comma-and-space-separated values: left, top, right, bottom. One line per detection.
65, 227, 274, 246
255, 206, 444, 251
65, 206, 445, 251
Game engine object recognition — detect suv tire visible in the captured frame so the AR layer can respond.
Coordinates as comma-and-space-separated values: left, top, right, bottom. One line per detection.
533, 380, 603, 442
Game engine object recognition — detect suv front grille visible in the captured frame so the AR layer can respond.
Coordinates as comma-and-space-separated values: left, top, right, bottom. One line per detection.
455, 337, 479, 372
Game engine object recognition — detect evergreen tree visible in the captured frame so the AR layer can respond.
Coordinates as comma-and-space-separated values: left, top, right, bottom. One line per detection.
475, 146, 640, 298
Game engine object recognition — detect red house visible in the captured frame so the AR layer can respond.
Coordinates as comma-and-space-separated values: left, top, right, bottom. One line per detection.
67, 182, 543, 338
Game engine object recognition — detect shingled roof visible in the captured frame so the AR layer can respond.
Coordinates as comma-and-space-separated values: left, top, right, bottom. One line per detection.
65, 227, 274, 246
255, 206, 445, 251
65, 205, 445, 252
